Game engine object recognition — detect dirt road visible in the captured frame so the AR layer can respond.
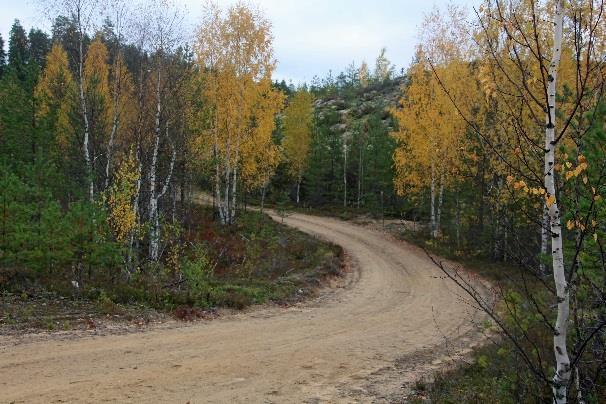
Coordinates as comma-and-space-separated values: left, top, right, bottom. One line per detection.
0, 213, 485, 403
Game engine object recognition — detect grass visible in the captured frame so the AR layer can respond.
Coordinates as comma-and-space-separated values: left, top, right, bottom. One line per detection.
0, 205, 343, 332
176, 205, 344, 310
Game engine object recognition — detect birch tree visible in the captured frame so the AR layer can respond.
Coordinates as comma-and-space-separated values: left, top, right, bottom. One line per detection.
146, 0, 181, 261
392, 61, 469, 237
42, 0, 100, 202
392, 5, 474, 238
428, 1, 606, 401
282, 89, 314, 204
545, 4, 570, 400
103, 0, 134, 191
374, 47, 394, 82
240, 78, 284, 198
194, 1, 276, 224
475, 2, 600, 400
358, 61, 369, 88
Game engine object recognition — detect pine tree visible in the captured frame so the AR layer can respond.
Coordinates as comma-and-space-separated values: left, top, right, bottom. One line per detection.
8, 20, 29, 79
28, 29, 51, 69
374, 48, 394, 83
0, 70, 34, 164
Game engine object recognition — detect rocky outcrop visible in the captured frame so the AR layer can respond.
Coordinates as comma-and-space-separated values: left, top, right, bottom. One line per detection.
314, 77, 405, 135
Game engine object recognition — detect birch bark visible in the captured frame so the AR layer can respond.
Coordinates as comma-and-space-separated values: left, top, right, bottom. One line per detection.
148, 64, 162, 260
545, 2, 570, 402
76, 4, 93, 202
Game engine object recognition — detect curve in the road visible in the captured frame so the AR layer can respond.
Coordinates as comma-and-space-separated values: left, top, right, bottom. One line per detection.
0, 212, 484, 403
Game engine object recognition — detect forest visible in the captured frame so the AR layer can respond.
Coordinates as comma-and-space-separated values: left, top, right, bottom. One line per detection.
1, 0, 605, 403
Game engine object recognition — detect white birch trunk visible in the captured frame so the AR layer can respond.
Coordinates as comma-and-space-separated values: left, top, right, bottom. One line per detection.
546, 3, 570, 402
211, 112, 225, 224
149, 125, 176, 261
128, 55, 145, 273
540, 205, 550, 274
127, 149, 143, 273
296, 178, 301, 204
159, 136, 176, 200
76, 7, 93, 202
149, 65, 162, 261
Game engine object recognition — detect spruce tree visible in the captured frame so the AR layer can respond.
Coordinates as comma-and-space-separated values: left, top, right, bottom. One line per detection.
8, 20, 29, 79
28, 29, 51, 69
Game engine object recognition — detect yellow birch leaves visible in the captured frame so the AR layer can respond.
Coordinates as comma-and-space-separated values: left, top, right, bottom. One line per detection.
282, 89, 314, 183
106, 151, 140, 242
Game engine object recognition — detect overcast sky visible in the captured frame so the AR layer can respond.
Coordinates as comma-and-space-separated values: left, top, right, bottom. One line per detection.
1, 0, 479, 84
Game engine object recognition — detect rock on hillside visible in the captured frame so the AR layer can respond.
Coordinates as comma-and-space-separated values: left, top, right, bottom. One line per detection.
314, 77, 405, 134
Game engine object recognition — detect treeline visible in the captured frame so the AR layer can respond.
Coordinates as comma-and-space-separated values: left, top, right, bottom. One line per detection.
1, 1, 194, 287
263, 50, 403, 215
0, 0, 293, 296
0, 0, 398, 299
390, 2, 606, 402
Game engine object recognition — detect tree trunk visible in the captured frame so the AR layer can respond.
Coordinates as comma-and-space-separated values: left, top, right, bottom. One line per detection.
494, 212, 500, 260
127, 147, 142, 274
357, 143, 363, 209
437, 175, 444, 238
213, 128, 225, 224
477, 156, 486, 236
105, 53, 123, 191
296, 178, 301, 204
128, 55, 145, 274
105, 115, 118, 190
455, 194, 461, 249
430, 165, 437, 238
343, 140, 347, 208
504, 223, 508, 263
540, 205, 550, 274
223, 158, 231, 225
77, 13, 93, 202
545, 3, 570, 402
149, 64, 162, 261
231, 164, 237, 222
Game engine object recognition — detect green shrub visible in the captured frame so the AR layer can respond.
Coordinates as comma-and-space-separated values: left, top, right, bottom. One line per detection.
182, 245, 212, 295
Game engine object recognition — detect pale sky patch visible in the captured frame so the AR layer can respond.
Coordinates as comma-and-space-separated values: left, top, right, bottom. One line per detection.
0, 0, 480, 84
